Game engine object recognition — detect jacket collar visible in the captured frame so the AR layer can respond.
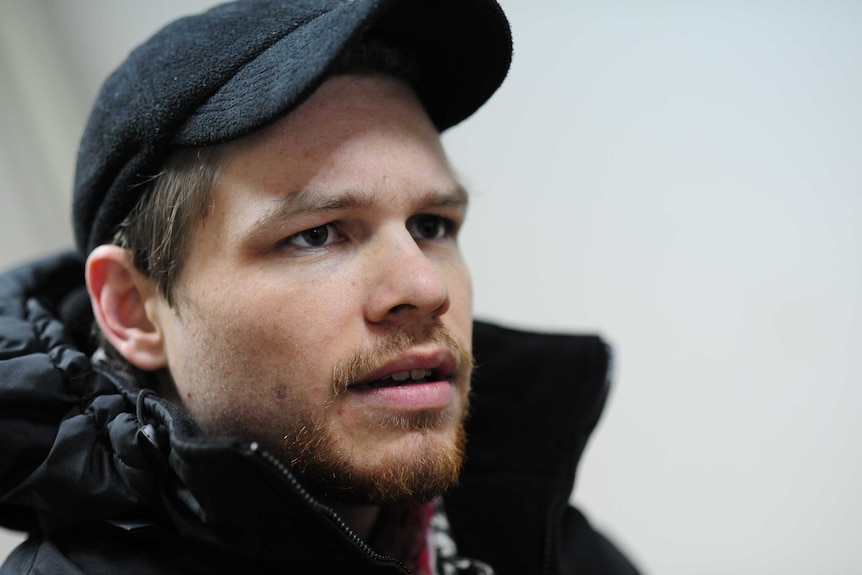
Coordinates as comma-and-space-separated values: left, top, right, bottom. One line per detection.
446, 321, 612, 573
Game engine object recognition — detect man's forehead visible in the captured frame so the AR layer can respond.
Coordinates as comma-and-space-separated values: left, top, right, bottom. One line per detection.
218, 75, 438, 158
201, 76, 468, 235
207, 75, 452, 191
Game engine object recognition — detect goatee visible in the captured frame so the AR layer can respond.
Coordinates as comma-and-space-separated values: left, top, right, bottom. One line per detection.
280, 323, 473, 507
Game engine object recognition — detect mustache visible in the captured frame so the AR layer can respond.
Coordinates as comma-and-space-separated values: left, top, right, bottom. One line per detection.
331, 324, 473, 395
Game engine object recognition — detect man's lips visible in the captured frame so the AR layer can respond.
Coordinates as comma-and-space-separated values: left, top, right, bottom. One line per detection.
350, 380, 454, 411
344, 348, 460, 410
348, 348, 458, 390
356, 368, 437, 389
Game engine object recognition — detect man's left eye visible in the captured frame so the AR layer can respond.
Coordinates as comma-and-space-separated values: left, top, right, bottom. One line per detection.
408, 215, 449, 240
285, 223, 342, 248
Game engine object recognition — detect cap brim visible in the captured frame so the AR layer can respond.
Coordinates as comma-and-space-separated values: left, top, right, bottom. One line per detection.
175, 0, 512, 145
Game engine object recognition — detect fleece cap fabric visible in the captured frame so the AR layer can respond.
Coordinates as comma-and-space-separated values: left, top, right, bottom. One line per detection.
72, 0, 512, 256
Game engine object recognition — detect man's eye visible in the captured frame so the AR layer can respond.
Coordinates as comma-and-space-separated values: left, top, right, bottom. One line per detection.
286, 224, 341, 248
408, 215, 450, 240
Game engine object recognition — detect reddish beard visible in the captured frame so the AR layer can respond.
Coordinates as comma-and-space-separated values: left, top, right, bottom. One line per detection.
280, 324, 473, 507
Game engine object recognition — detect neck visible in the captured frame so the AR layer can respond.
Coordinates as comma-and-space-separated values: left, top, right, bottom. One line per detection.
331, 503, 380, 539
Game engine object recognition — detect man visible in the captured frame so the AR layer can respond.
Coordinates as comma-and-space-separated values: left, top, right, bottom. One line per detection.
0, 1, 640, 573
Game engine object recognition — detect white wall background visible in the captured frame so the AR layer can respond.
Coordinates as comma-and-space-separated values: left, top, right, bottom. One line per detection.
2, 1, 861, 573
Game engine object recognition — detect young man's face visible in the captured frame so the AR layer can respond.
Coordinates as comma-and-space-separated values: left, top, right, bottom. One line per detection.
150, 75, 474, 506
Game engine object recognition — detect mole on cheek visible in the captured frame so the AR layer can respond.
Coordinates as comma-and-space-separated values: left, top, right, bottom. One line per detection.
272, 387, 289, 403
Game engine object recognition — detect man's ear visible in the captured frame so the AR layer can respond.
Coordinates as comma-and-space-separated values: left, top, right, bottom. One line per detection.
85, 245, 168, 371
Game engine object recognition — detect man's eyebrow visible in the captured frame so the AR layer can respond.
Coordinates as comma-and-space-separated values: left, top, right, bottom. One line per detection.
253, 185, 470, 229
425, 185, 470, 209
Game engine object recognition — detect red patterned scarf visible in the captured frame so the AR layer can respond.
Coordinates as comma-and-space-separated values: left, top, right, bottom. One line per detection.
369, 502, 436, 575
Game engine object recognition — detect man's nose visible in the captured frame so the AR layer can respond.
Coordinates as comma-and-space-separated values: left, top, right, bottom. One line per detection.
363, 229, 450, 325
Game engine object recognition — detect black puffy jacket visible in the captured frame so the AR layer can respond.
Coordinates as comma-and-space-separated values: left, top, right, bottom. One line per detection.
0, 253, 640, 574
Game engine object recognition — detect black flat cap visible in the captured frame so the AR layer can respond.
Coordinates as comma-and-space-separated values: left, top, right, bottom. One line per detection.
73, 0, 512, 256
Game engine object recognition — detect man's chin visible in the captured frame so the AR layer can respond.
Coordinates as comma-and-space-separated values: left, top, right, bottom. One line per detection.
292, 425, 467, 509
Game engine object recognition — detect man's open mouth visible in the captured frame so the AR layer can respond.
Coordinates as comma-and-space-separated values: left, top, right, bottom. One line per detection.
357, 369, 437, 389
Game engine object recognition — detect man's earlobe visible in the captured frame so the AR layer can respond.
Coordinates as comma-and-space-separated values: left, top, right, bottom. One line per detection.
85, 245, 168, 371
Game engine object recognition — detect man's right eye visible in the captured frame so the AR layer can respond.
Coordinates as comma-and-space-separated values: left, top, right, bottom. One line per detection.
285, 224, 342, 248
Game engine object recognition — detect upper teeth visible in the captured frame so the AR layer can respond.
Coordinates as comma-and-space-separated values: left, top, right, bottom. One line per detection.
386, 369, 433, 382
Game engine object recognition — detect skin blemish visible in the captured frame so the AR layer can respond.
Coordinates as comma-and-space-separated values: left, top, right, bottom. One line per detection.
273, 387, 289, 404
